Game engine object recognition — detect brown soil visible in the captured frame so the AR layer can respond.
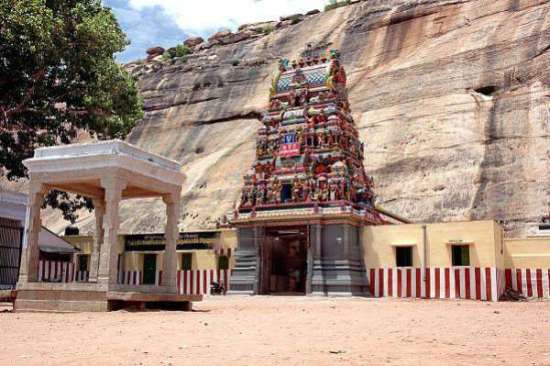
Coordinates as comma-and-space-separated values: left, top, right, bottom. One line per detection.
1, 296, 549, 366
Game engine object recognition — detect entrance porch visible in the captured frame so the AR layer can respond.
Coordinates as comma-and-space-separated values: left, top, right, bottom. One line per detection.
260, 226, 308, 295
230, 214, 370, 296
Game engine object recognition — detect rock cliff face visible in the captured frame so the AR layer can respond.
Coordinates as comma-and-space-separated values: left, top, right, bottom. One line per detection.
48, 0, 550, 237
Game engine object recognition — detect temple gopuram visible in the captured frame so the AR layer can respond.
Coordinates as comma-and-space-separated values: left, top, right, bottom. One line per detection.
230, 46, 394, 296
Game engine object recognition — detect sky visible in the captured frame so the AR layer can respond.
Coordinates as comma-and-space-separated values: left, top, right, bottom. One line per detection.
104, 0, 329, 63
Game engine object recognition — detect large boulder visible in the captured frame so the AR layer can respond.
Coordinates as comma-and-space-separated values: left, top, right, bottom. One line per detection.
280, 13, 303, 21
184, 36, 204, 48
146, 46, 165, 56
208, 28, 232, 43
146, 46, 165, 61
220, 31, 252, 45
239, 21, 277, 34
305, 9, 321, 16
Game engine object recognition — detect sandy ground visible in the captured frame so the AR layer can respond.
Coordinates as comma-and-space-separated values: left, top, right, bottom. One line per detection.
0, 296, 549, 366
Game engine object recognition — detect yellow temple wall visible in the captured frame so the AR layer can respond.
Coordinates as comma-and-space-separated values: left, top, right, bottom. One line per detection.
64, 235, 93, 253
363, 220, 503, 268
123, 252, 143, 271
65, 234, 126, 254
119, 250, 218, 271
218, 228, 238, 250
504, 238, 550, 268
64, 234, 224, 272
219, 228, 238, 267
363, 224, 424, 268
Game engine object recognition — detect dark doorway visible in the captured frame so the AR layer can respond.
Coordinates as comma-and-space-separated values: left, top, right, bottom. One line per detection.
181, 253, 193, 270
261, 226, 308, 294
143, 254, 157, 285
78, 254, 89, 272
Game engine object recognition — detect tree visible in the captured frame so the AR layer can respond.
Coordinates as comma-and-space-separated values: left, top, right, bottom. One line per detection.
0, 0, 143, 222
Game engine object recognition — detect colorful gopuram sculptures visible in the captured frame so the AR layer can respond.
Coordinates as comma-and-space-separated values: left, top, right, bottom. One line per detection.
239, 46, 379, 218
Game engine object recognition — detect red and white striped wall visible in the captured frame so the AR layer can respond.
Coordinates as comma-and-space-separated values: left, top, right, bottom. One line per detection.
115, 269, 231, 296
177, 269, 230, 296
38, 260, 91, 282
74, 271, 89, 282
368, 267, 503, 302
118, 270, 142, 285
38, 260, 75, 283
505, 268, 550, 299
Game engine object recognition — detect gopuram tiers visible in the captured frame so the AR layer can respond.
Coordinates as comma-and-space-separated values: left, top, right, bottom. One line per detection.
235, 48, 384, 223
230, 47, 388, 297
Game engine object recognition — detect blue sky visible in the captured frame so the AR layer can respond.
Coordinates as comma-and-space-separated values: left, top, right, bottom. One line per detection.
104, 0, 328, 63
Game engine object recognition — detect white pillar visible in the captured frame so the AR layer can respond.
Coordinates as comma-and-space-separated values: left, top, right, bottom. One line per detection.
89, 198, 105, 282
97, 177, 126, 287
162, 191, 180, 293
19, 181, 47, 284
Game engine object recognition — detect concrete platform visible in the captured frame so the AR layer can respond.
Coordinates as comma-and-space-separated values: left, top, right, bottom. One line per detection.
14, 288, 201, 312
0, 290, 16, 303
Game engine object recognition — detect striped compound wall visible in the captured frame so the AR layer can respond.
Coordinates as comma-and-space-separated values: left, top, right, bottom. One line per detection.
177, 269, 230, 296
116, 269, 231, 296
32, 262, 550, 300
38, 262, 231, 297
118, 270, 142, 285
38, 260, 88, 283
368, 267, 504, 302
505, 268, 550, 299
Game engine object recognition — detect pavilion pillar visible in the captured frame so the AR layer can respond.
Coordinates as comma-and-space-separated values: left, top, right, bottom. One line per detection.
89, 198, 105, 283
162, 190, 181, 293
19, 181, 47, 284
98, 177, 126, 287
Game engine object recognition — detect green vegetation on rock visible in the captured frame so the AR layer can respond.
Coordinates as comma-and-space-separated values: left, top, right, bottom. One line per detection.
324, 0, 351, 12
164, 44, 191, 60
262, 25, 275, 35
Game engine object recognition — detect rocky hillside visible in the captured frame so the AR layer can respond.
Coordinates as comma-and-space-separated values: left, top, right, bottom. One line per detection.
44, 0, 549, 237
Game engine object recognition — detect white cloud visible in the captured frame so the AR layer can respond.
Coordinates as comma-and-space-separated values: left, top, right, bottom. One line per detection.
127, 0, 328, 35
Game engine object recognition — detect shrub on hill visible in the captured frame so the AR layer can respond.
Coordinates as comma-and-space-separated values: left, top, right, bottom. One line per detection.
324, 0, 351, 12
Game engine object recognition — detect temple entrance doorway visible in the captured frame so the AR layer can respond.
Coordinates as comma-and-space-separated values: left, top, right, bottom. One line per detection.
261, 226, 308, 295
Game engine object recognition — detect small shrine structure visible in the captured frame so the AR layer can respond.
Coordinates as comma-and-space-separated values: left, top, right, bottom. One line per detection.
16, 140, 200, 311
230, 46, 392, 296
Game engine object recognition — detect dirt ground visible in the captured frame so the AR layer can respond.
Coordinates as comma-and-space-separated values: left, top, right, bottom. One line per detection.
0, 296, 549, 366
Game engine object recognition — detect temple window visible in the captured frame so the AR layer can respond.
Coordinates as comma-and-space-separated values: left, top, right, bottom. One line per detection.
451, 245, 470, 266
395, 246, 413, 267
